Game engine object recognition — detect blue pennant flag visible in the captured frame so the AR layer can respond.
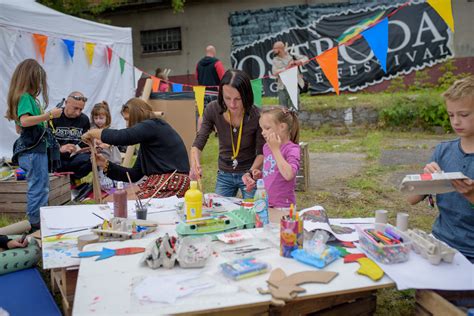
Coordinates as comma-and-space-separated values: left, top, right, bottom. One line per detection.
362, 17, 388, 73
172, 83, 183, 92
62, 39, 75, 60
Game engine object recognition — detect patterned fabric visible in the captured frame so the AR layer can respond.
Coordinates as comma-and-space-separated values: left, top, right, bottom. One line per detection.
137, 173, 190, 199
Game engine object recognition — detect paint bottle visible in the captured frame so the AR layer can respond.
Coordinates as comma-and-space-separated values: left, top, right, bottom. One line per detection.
113, 181, 128, 218
254, 179, 269, 227
185, 181, 202, 221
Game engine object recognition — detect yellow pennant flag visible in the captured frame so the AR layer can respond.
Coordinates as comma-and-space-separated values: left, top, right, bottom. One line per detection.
427, 0, 454, 32
85, 42, 96, 65
193, 86, 206, 117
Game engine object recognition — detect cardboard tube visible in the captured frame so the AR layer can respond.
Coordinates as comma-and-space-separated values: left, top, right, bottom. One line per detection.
0, 220, 31, 235
396, 213, 409, 232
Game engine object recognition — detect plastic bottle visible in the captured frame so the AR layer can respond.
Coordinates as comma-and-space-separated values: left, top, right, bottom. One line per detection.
185, 181, 203, 221
254, 179, 269, 227
113, 181, 128, 218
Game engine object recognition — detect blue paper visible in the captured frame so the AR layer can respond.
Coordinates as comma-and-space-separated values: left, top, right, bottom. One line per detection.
62, 39, 75, 60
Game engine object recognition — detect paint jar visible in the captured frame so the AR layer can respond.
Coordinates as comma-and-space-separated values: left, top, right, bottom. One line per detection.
113, 181, 128, 218
136, 204, 148, 220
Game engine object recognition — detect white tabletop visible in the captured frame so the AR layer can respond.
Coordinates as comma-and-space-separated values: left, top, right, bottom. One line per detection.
72, 224, 394, 315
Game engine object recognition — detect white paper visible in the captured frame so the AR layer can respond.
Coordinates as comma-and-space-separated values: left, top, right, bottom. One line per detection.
133, 273, 215, 304
365, 249, 474, 290
107, 196, 179, 216
43, 206, 108, 229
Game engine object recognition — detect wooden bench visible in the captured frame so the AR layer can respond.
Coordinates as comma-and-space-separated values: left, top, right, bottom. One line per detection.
0, 175, 70, 218
296, 142, 310, 192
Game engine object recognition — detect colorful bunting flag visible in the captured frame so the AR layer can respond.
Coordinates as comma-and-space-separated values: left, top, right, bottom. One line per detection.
106, 46, 113, 66
427, 0, 454, 32
337, 11, 385, 44
251, 79, 263, 108
315, 47, 340, 95
32, 33, 48, 62
152, 77, 161, 92
362, 18, 389, 73
279, 67, 299, 110
85, 42, 96, 65
119, 57, 125, 75
134, 68, 143, 89
172, 83, 183, 93
62, 39, 75, 60
193, 86, 206, 117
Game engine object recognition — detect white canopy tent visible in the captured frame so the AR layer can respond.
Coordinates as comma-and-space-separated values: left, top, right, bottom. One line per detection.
0, 0, 134, 158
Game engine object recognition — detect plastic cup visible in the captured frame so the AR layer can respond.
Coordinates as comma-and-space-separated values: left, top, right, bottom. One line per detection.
136, 206, 147, 220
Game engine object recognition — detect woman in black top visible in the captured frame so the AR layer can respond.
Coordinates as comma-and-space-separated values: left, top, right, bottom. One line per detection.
82, 98, 190, 198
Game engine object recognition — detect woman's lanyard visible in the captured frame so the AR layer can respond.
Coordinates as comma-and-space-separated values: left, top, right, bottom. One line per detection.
228, 110, 244, 169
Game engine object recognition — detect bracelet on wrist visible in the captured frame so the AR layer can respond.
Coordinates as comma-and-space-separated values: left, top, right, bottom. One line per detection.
48, 111, 53, 120
103, 160, 110, 174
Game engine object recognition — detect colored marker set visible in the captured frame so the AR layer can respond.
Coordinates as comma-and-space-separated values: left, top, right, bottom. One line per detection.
280, 205, 303, 258
221, 257, 269, 280
356, 224, 411, 264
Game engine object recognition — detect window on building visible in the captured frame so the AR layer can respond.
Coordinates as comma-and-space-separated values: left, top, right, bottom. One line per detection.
140, 27, 181, 54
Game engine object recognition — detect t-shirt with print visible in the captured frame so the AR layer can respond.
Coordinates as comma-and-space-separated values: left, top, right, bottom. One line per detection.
431, 138, 474, 258
17, 93, 47, 153
262, 142, 300, 207
51, 112, 90, 160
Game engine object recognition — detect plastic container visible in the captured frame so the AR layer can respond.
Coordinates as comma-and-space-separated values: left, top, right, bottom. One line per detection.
113, 181, 128, 218
253, 179, 269, 227
185, 181, 203, 221
356, 224, 412, 264
291, 247, 340, 269
221, 257, 269, 280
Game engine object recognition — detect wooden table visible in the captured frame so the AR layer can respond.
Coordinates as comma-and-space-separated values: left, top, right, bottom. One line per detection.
72, 225, 394, 315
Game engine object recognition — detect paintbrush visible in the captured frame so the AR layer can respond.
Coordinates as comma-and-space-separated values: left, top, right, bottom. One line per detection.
145, 170, 177, 205
126, 171, 144, 210
193, 155, 203, 192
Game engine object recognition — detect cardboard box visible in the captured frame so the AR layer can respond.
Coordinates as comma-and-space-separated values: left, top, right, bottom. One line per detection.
400, 172, 468, 195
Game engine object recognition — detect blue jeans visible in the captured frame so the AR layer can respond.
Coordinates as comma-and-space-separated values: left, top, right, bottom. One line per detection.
18, 152, 49, 225
215, 170, 256, 200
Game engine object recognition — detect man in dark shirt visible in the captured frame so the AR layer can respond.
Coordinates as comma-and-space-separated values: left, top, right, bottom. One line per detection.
196, 45, 225, 130
51, 92, 91, 181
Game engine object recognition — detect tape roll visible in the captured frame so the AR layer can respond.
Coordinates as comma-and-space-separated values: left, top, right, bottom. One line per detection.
77, 234, 99, 251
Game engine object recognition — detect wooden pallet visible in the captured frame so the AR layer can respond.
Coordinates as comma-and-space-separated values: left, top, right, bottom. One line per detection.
415, 290, 472, 316
296, 142, 310, 192
0, 175, 71, 216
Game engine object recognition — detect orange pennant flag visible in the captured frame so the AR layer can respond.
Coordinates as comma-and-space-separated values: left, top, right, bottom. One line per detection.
85, 42, 96, 65
33, 34, 48, 62
152, 77, 161, 92
315, 47, 340, 95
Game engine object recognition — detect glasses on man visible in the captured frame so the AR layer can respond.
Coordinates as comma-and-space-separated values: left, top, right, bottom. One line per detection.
69, 95, 88, 102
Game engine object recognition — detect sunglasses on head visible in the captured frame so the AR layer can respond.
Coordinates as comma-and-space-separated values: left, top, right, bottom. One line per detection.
69, 95, 88, 102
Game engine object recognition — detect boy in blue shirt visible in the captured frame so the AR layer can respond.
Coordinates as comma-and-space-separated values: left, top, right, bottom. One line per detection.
408, 76, 474, 263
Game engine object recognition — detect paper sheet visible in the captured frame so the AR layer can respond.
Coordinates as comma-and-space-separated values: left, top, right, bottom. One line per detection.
43, 205, 109, 230
133, 272, 215, 304
363, 248, 474, 290
107, 196, 179, 217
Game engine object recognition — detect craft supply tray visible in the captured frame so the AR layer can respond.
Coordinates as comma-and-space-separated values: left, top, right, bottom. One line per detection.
356, 224, 412, 264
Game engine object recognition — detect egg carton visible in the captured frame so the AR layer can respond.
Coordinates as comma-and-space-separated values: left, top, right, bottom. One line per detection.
406, 229, 456, 265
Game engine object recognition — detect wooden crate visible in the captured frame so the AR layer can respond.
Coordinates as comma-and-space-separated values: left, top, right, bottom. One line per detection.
296, 142, 310, 192
416, 290, 473, 316
0, 175, 71, 216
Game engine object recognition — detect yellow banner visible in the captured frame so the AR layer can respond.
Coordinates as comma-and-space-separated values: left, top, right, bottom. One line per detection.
427, 0, 454, 32
85, 42, 96, 65
193, 86, 206, 117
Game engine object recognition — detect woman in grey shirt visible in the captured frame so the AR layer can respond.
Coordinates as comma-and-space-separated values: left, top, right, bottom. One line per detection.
190, 69, 265, 199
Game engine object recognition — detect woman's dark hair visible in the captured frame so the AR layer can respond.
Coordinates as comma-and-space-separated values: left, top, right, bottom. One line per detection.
217, 69, 254, 114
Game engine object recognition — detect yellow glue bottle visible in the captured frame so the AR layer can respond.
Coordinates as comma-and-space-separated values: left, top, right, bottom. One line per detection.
185, 181, 203, 221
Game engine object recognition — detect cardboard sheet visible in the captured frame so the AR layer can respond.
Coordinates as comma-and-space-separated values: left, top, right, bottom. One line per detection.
400, 172, 468, 195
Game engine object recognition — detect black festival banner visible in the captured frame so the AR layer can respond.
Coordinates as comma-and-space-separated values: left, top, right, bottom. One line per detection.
230, 2, 452, 95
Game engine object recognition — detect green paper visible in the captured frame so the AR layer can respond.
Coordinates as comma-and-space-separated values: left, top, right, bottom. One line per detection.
251, 79, 263, 108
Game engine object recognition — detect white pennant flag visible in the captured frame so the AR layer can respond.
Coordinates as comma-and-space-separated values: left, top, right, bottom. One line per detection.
4, 29, 18, 57
134, 67, 143, 89
279, 66, 299, 110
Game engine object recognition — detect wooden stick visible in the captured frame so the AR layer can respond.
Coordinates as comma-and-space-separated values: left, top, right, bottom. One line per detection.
88, 140, 102, 204
193, 155, 203, 192
145, 170, 177, 205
